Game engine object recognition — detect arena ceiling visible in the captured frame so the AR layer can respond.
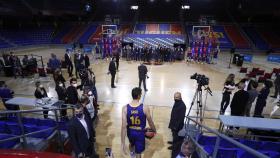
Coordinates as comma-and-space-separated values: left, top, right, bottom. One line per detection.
0, 0, 279, 22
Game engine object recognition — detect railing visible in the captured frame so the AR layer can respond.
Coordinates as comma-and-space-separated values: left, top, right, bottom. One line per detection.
0, 106, 75, 152
184, 116, 269, 158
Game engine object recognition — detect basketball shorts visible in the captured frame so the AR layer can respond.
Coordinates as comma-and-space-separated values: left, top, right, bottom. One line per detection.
127, 129, 145, 154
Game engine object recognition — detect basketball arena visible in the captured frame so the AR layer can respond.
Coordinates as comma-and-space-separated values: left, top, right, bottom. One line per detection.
0, 0, 280, 158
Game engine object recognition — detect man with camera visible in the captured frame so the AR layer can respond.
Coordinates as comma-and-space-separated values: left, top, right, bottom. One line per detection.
138, 63, 148, 92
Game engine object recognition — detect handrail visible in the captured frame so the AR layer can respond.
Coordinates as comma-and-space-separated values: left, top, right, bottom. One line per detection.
0, 126, 56, 143
0, 105, 75, 152
185, 116, 269, 158
0, 106, 75, 115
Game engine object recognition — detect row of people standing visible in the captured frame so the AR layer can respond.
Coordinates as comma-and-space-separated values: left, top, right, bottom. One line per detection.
122, 46, 185, 62
220, 74, 273, 118
61, 50, 90, 78
1, 52, 39, 78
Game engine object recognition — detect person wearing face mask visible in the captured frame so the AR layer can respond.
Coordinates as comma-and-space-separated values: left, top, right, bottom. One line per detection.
80, 94, 95, 121
67, 104, 99, 158
55, 81, 67, 118
53, 69, 66, 87
66, 78, 79, 105
34, 81, 49, 118
168, 92, 187, 158
83, 88, 98, 120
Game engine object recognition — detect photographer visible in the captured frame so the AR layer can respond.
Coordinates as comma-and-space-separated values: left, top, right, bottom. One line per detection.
138, 62, 148, 92
220, 74, 235, 114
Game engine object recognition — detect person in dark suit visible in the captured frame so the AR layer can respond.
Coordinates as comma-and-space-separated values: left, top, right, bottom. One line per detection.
67, 104, 99, 158
0, 81, 19, 111
239, 75, 253, 91
254, 80, 273, 117
53, 69, 66, 87
108, 58, 117, 88
84, 54, 90, 69
34, 81, 49, 118
168, 92, 187, 158
55, 81, 67, 118
138, 63, 148, 91
230, 82, 249, 116
66, 78, 79, 105
64, 51, 73, 77
74, 50, 84, 78
115, 52, 120, 71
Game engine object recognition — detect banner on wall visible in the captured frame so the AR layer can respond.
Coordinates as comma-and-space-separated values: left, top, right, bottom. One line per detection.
134, 24, 182, 35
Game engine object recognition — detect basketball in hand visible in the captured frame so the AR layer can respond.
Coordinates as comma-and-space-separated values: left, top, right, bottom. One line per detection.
145, 128, 156, 139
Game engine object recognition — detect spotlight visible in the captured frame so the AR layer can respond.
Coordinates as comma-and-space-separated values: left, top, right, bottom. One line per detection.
150, 0, 155, 2
181, 5, 190, 10
130, 5, 139, 10
85, 3, 92, 12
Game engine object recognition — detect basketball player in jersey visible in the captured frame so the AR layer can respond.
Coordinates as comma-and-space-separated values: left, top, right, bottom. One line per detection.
121, 87, 156, 158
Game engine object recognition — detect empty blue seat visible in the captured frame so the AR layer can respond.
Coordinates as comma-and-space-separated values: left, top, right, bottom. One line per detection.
220, 139, 237, 148
198, 135, 217, 146
203, 145, 238, 158
24, 124, 38, 137
22, 117, 38, 125
240, 139, 262, 150
24, 125, 53, 139
6, 122, 22, 135
0, 134, 20, 149
0, 121, 7, 133
261, 151, 280, 158
37, 119, 56, 127
241, 150, 280, 158
36, 126, 54, 139
217, 148, 238, 158
6, 116, 17, 123
261, 141, 280, 152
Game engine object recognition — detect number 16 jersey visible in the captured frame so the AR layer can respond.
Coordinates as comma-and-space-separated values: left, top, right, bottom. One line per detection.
127, 103, 146, 131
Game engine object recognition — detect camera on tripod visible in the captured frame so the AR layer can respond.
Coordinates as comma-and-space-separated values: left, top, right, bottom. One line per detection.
190, 73, 209, 86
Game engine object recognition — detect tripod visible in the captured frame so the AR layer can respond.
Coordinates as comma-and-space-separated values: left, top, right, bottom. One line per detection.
187, 84, 213, 124
187, 84, 203, 123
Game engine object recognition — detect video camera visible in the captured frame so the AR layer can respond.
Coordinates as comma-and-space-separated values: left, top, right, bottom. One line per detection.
190, 73, 209, 86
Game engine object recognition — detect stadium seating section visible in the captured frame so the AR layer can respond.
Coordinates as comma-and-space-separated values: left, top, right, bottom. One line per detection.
1, 23, 280, 51
243, 27, 269, 50
198, 134, 280, 158
0, 116, 68, 149
0, 26, 54, 46
78, 25, 98, 44
224, 25, 250, 49
0, 39, 12, 48
257, 27, 280, 49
